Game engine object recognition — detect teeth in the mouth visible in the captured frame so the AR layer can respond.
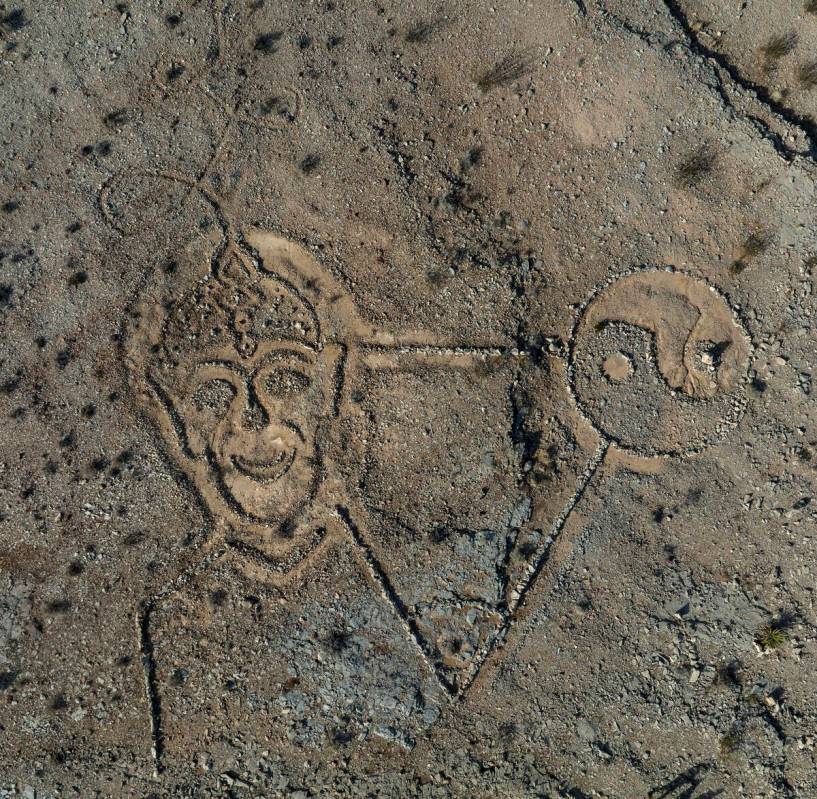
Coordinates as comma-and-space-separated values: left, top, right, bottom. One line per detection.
237, 452, 286, 468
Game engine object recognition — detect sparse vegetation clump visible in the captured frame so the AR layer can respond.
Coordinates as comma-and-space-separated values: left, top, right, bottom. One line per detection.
675, 144, 718, 188
477, 52, 532, 92
730, 229, 774, 275
806, 0, 817, 15
719, 728, 743, 757
755, 613, 794, 651
756, 624, 786, 650
797, 60, 817, 89
760, 31, 797, 63
405, 17, 446, 43
742, 230, 773, 257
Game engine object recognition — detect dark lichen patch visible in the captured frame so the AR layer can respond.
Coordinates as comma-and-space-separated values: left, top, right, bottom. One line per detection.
68, 560, 84, 576
170, 667, 188, 686
750, 376, 768, 392
103, 109, 129, 128
254, 31, 283, 53
90, 456, 111, 472
165, 65, 185, 83
0, 670, 18, 691
0, 8, 27, 34
426, 268, 450, 289
2, 200, 19, 213
331, 726, 355, 745
45, 599, 72, 614
299, 153, 321, 175
328, 628, 351, 652
459, 146, 483, 172
476, 51, 533, 92
0, 283, 13, 306
164, 13, 182, 28
209, 589, 228, 607
68, 270, 88, 287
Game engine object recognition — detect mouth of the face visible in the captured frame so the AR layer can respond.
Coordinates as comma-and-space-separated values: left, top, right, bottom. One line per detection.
229, 449, 296, 482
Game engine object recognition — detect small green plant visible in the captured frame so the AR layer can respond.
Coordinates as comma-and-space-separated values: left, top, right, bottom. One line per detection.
756, 623, 787, 651
806, 0, 817, 14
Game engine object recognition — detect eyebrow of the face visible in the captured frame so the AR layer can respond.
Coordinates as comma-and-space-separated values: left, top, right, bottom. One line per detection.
195, 349, 313, 376
258, 348, 314, 366
195, 360, 247, 377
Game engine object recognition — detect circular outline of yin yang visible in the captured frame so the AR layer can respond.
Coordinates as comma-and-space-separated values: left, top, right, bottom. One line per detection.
566, 266, 753, 458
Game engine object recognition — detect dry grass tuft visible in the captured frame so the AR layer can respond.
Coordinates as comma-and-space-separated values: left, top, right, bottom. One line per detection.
477, 52, 532, 92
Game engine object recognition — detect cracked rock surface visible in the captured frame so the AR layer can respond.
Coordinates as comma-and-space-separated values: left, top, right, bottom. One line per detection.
1, 0, 817, 797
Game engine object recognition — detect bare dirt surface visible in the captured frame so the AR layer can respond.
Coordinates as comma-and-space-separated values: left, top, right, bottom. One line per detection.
2, 1, 817, 797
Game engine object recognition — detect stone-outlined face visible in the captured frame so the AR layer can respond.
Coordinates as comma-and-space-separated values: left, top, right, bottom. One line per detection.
568, 267, 752, 457
126, 234, 359, 566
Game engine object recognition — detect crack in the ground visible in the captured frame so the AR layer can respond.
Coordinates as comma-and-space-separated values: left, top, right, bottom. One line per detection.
661, 0, 817, 163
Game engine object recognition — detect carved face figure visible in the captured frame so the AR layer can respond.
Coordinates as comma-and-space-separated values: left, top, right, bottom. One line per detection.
132, 246, 345, 561
168, 339, 332, 525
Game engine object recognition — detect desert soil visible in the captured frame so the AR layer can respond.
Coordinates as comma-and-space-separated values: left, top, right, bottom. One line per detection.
2, 0, 817, 797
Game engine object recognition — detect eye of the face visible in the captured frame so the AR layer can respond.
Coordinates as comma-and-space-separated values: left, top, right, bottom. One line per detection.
191, 378, 236, 415
264, 367, 311, 397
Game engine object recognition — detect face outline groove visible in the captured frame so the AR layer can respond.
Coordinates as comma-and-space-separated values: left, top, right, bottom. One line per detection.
126, 235, 348, 567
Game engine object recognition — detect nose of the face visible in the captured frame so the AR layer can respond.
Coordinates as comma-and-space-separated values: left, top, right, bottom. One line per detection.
241, 386, 270, 431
